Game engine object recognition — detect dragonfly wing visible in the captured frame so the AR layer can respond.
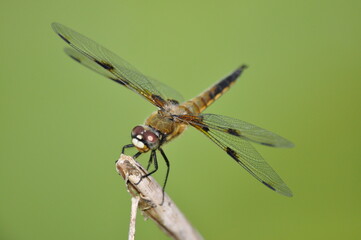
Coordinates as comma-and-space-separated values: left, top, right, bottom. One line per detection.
182, 114, 293, 196
52, 22, 182, 107
64, 47, 118, 81
147, 76, 184, 104
199, 113, 294, 148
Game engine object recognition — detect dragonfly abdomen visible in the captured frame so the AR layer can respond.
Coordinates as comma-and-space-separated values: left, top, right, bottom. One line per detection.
181, 65, 247, 115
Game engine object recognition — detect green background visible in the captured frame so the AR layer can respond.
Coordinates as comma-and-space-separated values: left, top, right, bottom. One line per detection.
1, 0, 360, 239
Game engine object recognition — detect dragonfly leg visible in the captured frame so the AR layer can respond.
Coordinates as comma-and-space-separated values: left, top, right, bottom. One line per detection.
135, 150, 158, 185
146, 153, 154, 170
133, 151, 142, 159
159, 148, 170, 205
135, 149, 170, 205
122, 144, 134, 154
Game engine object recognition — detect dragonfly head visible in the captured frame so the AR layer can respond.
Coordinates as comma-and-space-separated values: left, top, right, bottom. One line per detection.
131, 125, 160, 152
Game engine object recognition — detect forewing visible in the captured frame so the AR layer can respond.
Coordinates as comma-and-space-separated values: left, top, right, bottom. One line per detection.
64, 48, 117, 81
183, 114, 293, 196
52, 23, 182, 107
200, 113, 294, 148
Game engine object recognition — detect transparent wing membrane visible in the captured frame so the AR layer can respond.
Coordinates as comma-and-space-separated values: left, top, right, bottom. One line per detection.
64, 48, 115, 80
52, 22, 183, 106
185, 113, 293, 196
200, 113, 294, 148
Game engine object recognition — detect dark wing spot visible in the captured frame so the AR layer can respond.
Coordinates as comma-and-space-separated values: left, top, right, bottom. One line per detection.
227, 128, 241, 136
94, 60, 115, 70
152, 94, 165, 102
226, 147, 239, 160
108, 77, 127, 86
152, 94, 166, 106
261, 142, 275, 147
262, 181, 276, 191
167, 99, 179, 105
69, 55, 81, 63
58, 33, 70, 44
202, 126, 209, 132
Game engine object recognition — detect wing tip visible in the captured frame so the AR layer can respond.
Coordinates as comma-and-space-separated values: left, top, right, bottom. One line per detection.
260, 139, 295, 148
64, 48, 81, 63
282, 140, 295, 148
262, 181, 293, 197
279, 186, 293, 197
280, 189, 293, 197
51, 22, 62, 32
51, 22, 72, 45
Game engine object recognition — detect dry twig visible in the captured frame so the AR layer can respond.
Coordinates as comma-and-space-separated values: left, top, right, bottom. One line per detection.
128, 196, 140, 240
116, 154, 203, 240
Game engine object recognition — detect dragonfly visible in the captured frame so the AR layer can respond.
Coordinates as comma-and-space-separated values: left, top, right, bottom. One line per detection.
52, 22, 294, 199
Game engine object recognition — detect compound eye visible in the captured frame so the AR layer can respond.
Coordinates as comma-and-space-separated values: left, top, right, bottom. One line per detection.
131, 126, 144, 138
143, 131, 158, 144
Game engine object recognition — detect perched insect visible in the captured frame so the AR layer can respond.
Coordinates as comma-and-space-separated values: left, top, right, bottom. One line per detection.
52, 22, 294, 199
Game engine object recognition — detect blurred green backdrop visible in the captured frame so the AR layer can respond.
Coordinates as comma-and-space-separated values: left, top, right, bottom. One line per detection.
1, 0, 360, 239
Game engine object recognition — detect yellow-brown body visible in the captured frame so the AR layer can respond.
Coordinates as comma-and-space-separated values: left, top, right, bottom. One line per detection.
144, 66, 244, 145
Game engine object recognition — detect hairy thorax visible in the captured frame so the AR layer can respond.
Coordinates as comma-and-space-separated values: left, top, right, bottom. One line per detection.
145, 103, 189, 143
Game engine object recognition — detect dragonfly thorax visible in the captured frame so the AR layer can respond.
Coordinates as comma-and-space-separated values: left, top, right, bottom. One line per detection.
131, 125, 160, 152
